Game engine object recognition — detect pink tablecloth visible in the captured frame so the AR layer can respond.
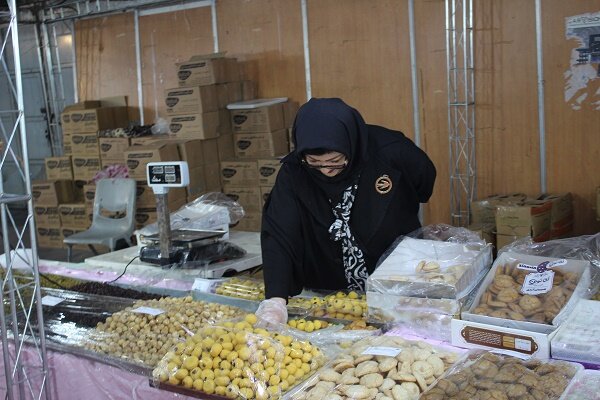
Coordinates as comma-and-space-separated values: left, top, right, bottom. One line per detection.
0, 345, 196, 400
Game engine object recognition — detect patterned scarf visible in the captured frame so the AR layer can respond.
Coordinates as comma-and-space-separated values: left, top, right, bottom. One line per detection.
328, 181, 368, 291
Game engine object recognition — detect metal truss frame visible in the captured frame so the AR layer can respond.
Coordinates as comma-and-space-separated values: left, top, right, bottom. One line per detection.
446, 0, 475, 227
0, 1, 50, 399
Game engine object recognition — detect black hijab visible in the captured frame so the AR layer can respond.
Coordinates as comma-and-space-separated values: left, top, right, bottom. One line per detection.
291, 98, 369, 200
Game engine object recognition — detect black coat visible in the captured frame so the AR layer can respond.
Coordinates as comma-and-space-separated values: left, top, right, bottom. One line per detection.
261, 125, 436, 299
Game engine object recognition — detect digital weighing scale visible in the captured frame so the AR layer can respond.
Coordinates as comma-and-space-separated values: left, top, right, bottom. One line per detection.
140, 161, 246, 270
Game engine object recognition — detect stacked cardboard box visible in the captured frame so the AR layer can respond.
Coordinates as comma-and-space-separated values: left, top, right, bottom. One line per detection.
469, 192, 574, 250
32, 180, 77, 248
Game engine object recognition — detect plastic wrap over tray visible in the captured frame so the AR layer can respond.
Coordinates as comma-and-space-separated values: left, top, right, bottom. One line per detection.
420, 351, 582, 400
284, 334, 463, 400
367, 293, 461, 342
551, 299, 600, 367
152, 314, 327, 399
368, 233, 492, 299
463, 251, 591, 333
558, 369, 600, 400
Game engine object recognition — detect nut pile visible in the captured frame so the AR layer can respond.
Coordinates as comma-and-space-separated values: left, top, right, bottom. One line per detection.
86, 296, 244, 367
153, 314, 326, 399
291, 336, 459, 400
69, 282, 164, 300
472, 263, 579, 324
311, 291, 367, 321
421, 352, 578, 400
214, 278, 265, 301
288, 319, 330, 332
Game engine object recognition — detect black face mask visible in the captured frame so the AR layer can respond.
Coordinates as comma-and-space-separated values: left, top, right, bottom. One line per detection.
292, 98, 369, 197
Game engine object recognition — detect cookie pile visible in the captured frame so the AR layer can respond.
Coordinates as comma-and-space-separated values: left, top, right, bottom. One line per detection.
472, 263, 579, 324
420, 352, 578, 400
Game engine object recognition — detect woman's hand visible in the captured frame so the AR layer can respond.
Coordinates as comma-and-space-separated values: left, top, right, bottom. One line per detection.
255, 297, 288, 325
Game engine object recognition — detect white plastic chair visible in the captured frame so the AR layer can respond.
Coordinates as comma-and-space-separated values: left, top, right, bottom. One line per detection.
63, 178, 136, 262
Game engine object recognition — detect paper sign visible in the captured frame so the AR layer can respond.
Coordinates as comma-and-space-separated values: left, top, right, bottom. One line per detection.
521, 270, 555, 295
362, 346, 402, 357
192, 278, 215, 292
131, 306, 165, 316
41, 295, 64, 306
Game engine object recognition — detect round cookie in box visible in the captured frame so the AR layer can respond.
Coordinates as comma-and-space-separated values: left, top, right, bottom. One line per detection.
464, 251, 591, 333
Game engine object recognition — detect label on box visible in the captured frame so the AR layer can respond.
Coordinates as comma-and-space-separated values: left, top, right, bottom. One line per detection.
460, 325, 538, 355
521, 270, 554, 295
361, 346, 402, 357
131, 306, 165, 316
517, 259, 566, 272
41, 295, 65, 306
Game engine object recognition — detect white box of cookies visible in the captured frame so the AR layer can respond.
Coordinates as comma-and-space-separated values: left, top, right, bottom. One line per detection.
368, 237, 492, 299
462, 251, 591, 334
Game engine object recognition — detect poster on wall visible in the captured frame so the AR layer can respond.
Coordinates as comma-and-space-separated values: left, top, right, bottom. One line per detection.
565, 11, 600, 110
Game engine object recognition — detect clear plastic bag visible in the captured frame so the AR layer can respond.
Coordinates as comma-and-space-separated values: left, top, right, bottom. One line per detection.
420, 351, 582, 400
551, 299, 600, 366
368, 228, 492, 299
463, 251, 592, 333
212, 277, 265, 301
559, 369, 600, 400
136, 192, 244, 240
286, 335, 462, 400
151, 314, 327, 399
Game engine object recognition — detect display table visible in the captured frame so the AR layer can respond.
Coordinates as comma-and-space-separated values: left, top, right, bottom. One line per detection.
0, 344, 195, 400
36, 231, 262, 292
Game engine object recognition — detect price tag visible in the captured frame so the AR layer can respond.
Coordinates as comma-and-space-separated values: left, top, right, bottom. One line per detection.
361, 346, 402, 357
192, 278, 215, 293
521, 270, 555, 295
41, 295, 64, 307
131, 306, 165, 316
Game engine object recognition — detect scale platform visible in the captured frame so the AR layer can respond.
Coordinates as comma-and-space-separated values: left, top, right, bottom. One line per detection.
84, 231, 262, 280
139, 229, 226, 248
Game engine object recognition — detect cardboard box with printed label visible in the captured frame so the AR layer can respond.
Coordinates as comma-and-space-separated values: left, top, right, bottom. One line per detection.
495, 199, 552, 241
72, 157, 101, 181
234, 130, 288, 158
260, 186, 272, 206
164, 86, 218, 115
217, 134, 234, 161
283, 101, 299, 128
136, 182, 186, 207
230, 102, 285, 133
177, 55, 239, 87
62, 106, 129, 134
37, 227, 63, 248
130, 135, 170, 146
63, 132, 72, 155
124, 142, 180, 180
58, 203, 90, 229
216, 82, 242, 109
45, 156, 73, 180
537, 193, 574, 238
99, 137, 131, 160
451, 319, 556, 359
32, 180, 76, 206
233, 212, 262, 232
70, 133, 100, 157
218, 109, 232, 134
83, 184, 96, 206
220, 160, 259, 186
257, 158, 282, 186
167, 112, 219, 139
187, 163, 222, 198
471, 193, 528, 225
34, 206, 60, 227
495, 233, 523, 250
223, 185, 262, 212
176, 139, 219, 169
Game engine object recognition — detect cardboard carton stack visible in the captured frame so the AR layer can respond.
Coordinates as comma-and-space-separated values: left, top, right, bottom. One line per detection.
220, 98, 297, 231
469, 192, 574, 250
32, 180, 77, 248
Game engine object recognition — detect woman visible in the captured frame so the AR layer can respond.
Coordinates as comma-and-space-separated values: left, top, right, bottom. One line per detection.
256, 98, 436, 324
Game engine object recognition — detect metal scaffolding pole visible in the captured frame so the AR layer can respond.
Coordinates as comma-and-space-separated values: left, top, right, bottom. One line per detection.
0, 0, 50, 399
446, 0, 475, 227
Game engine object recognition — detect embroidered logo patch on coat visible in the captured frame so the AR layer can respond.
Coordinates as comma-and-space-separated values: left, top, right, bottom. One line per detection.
375, 175, 392, 194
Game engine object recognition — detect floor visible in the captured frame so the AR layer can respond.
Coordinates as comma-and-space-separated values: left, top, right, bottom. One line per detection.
3, 206, 97, 263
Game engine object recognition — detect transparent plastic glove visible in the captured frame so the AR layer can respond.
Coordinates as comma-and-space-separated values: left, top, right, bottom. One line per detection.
255, 297, 288, 326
